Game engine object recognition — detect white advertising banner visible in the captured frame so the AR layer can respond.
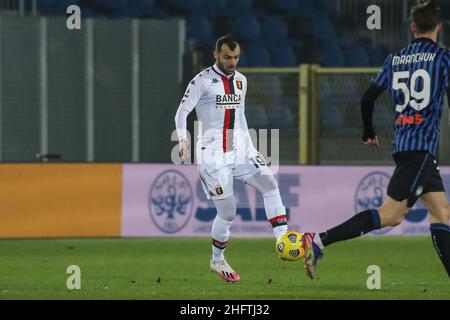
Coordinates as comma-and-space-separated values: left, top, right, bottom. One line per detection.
121, 164, 450, 237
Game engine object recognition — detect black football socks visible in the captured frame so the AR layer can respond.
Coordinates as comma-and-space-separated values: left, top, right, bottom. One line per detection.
430, 223, 450, 277
319, 209, 381, 247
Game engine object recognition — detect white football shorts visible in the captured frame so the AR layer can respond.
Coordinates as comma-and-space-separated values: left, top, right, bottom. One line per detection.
197, 147, 272, 200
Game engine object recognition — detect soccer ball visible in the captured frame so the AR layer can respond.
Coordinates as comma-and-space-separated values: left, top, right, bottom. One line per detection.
275, 231, 304, 261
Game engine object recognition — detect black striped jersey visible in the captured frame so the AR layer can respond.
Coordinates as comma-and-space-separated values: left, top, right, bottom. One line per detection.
372, 37, 450, 156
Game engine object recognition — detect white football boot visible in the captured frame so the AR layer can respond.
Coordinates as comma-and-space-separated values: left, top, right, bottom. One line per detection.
210, 259, 240, 283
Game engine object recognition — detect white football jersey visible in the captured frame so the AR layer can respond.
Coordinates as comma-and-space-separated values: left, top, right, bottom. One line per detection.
176, 65, 254, 153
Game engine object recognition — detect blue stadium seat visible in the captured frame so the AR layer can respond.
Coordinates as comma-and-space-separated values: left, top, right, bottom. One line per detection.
89, 0, 128, 17
270, 0, 315, 17
339, 78, 361, 105
102, 0, 126, 9
259, 75, 283, 100
313, 0, 335, 16
313, 16, 336, 41
272, 45, 298, 67
175, 0, 202, 13
322, 44, 345, 66
296, 0, 315, 17
271, 105, 294, 130
261, 17, 288, 41
210, 16, 234, 39
80, 7, 105, 18
345, 45, 370, 67
237, 17, 261, 42
37, 0, 56, 10
38, 0, 75, 14
275, 0, 300, 12
200, 0, 227, 17
247, 105, 269, 128
320, 103, 345, 131
226, 0, 253, 11
326, 78, 360, 136
370, 45, 388, 67
187, 17, 214, 45
126, 0, 162, 17
237, 51, 248, 67
247, 45, 271, 66
225, 0, 265, 16
272, 0, 313, 16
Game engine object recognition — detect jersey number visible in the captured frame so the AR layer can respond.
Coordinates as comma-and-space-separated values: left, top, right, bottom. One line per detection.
392, 69, 430, 112
251, 154, 266, 168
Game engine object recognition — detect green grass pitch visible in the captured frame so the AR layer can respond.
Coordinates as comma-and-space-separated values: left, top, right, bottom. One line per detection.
0, 237, 448, 299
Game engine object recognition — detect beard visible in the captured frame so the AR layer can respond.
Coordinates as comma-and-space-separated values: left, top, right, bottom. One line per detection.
216, 59, 234, 75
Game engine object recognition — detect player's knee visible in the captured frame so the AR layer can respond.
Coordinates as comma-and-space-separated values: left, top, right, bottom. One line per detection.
378, 196, 411, 227
429, 206, 450, 224
379, 206, 408, 227
390, 215, 404, 227
445, 205, 450, 222
217, 208, 236, 223
392, 206, 410, 226
214, 196, 236, 222
221, 205, 236, 222
381, 214, 404, 227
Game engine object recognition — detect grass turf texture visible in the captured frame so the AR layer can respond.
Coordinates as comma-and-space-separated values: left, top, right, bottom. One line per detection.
0, 237, 448, 299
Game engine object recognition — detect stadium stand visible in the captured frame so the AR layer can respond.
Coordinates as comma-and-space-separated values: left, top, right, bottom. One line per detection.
33, 0, 391, 68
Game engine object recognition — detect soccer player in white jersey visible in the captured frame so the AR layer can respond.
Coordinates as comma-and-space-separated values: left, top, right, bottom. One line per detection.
174, 34, 289, 283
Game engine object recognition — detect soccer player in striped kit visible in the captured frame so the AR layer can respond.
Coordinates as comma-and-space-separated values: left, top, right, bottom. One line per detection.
175, 34, 289, 282
302, 0, 450, 279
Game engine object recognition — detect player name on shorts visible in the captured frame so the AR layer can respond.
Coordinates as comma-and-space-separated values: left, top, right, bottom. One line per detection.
392, 52, 436, 66
215, 94, 241, 109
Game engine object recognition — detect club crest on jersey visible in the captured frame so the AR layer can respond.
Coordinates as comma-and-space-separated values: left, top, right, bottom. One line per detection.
215, 186, 223, 195
236, 80, 243, 90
